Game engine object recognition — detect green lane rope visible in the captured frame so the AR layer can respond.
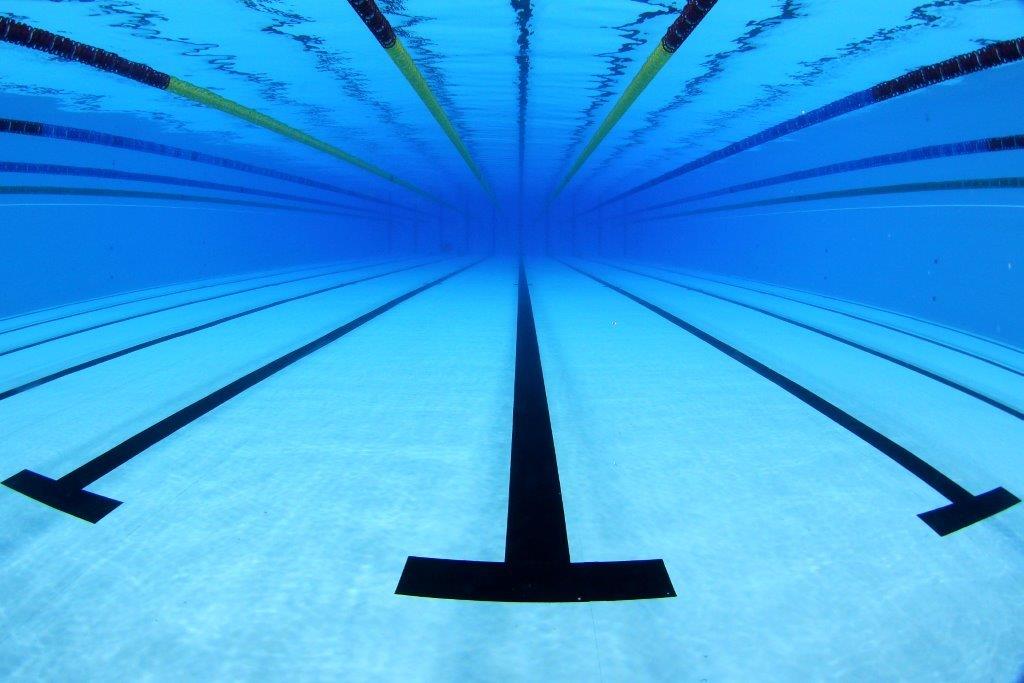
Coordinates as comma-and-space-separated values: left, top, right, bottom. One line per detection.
346, 0, 494, 200
0, 16, 440, 203
552, 0, 717, 199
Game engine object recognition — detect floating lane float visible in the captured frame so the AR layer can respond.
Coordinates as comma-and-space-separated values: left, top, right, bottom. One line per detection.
553, 0, 718, 198
630, 134, 1024, 215
593, 36, 1024, 209
346, 0, 494, 200
0, 16, 441, 202
0, 117, 421, 212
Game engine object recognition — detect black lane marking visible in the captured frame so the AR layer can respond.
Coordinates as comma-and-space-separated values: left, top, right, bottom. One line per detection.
395, 260, 675, 602
0, 161, 373, 213
0, 259, 440, 402
668, 264, 1024, 359
636, 177, 1024, 221
566, 263, 1019, 537
0, 259, 403, 357
600, 261, 1024, 421
2, 259, 482, 523
648, 265, 1024, 380
0, 185, 358, 216
0, 259, 379, 337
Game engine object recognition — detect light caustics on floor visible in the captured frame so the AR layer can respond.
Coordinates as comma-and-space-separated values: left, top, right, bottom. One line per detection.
0, 257, 1022, 678
1, 1, 1023, 679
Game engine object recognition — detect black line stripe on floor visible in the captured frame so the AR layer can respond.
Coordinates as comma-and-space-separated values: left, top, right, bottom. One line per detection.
395, 258, 675, 602
646, 264, 1024, 380
0, 258, 405, 357
0, 259, 372, 336
661, 264, 1024, 358
506, 257, 570, 565
0, 259, 442, 402
597, 261, 1024, 421
0, 185, 362, 216
2, 258, 483, 523
565, 262, 1019, 536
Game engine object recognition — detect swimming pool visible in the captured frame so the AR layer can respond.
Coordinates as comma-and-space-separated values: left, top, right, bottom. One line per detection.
1, 1, 1022, 680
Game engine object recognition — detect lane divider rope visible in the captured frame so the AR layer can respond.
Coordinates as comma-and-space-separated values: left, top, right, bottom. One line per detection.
629, 134, 1024, 215
0, 117, 421, 213
552, 0, 718, 199
591, 36, 1024, 210
0, 16, 440, 202
346, 0, 494, 200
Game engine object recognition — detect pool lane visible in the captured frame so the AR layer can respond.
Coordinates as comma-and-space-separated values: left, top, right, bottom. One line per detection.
0, 259, 464, 485
0, 259, 570, 680
0, 257, 402, 357
0, 258, 423, 391
575, 260, 1024, 510
642, 262, 1024, 376
597, 260, 1024, 420
528, 260, 1024, 680
0, 259, 361, 335
0, 258, 432, 401
2, 258, 1022, 680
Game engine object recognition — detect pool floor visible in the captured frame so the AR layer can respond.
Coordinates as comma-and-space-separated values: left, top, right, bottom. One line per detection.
1, 257, 1022, 680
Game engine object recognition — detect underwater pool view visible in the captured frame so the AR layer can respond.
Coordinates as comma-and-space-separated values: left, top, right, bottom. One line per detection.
1, 0, 1023, 680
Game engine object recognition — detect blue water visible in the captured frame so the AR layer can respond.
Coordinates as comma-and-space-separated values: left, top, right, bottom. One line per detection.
1, 1, 1023, 680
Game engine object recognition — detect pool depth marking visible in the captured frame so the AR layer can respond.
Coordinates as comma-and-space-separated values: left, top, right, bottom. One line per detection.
602, 262, 1024, 421
0, 259, 438, 402
567, 263, 1019, 536
2, 259, 481, 523
0, 258, 409, 358
395, 260, 676, 602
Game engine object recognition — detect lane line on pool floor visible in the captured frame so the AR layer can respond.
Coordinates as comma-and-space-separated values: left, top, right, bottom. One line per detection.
0, 257, 411, 357
395, 258, 676, 602
641, 262, 1024, 379
595, 260, 1024, 421
564, 261, 1019, 536
0, 258, 443, 402
0, 258, 386, 337
1, 258, 482, 523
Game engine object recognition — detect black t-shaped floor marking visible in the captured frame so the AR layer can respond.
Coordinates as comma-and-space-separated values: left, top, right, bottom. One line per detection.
2, 260, 480, 523
568, 262, 1019, 537
395, 260, 676, 602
